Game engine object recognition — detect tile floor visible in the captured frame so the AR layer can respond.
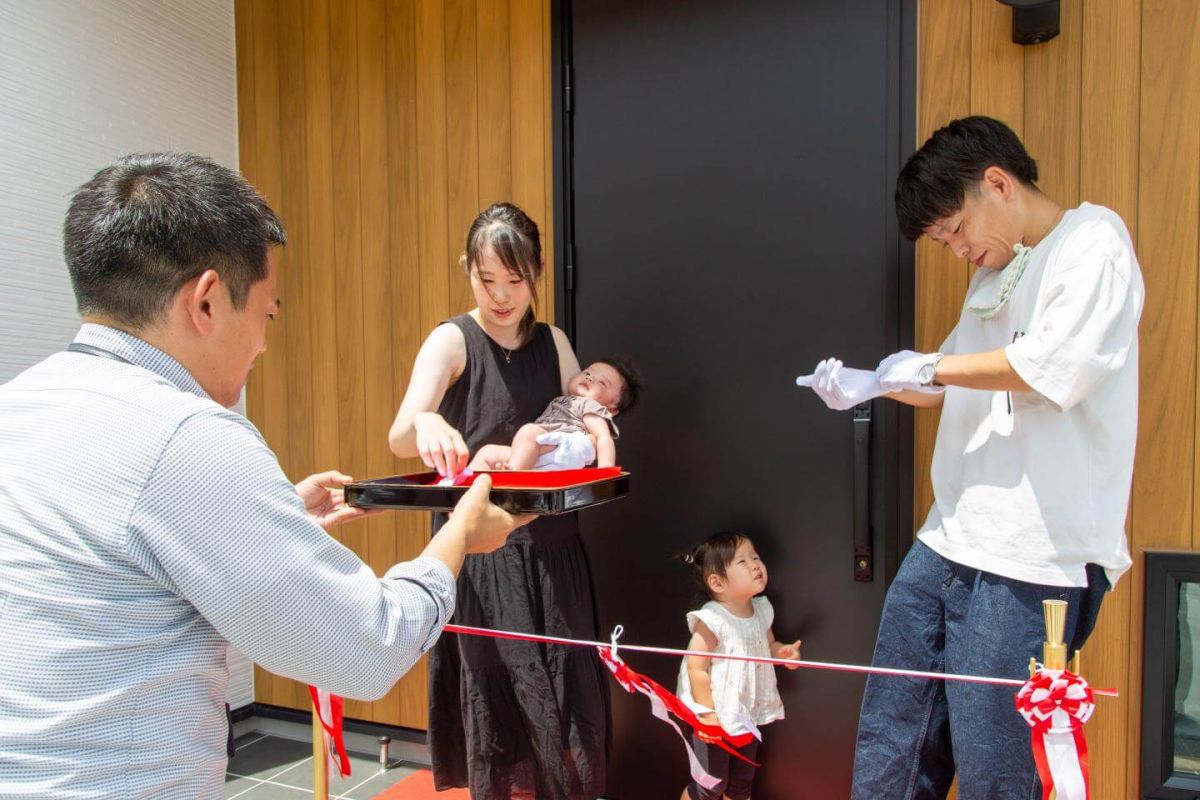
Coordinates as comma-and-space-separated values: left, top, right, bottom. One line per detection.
225, 732, 421, 799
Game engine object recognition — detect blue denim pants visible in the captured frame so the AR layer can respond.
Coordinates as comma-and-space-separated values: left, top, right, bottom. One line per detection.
850, 540, 1108, 800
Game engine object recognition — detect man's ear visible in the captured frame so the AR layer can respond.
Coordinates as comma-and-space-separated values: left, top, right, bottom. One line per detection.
981, 165, 1016, 201
182, 269, 224, 336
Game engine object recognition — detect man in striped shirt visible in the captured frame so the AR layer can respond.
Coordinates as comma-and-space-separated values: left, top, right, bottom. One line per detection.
0, 153, 526, 799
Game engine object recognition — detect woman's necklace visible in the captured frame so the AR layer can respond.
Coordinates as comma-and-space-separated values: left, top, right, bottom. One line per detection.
492, 333, 520, 364
473, 311, 521, 363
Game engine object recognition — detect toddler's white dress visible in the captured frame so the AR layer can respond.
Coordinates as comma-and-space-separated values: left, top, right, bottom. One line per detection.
676, 596, 785, 735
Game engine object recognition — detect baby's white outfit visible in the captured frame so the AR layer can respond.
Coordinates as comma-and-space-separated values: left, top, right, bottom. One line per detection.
532, 430, 597, 470
676, 597, 785, 735
532, 396, 618, 470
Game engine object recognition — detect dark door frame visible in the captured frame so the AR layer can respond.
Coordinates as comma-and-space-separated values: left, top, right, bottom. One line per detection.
551, 0, 919, 583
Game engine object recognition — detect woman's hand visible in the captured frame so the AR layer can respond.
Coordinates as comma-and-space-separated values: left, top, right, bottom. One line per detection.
389, 323, 467, 459
294, 471, 377, 531
413, 411, 470, 477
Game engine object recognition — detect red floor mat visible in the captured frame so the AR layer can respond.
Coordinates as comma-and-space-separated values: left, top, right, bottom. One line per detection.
372, 768, 470, 799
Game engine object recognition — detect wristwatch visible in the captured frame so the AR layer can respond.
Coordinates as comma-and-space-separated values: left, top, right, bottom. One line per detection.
917, 354, 944, 387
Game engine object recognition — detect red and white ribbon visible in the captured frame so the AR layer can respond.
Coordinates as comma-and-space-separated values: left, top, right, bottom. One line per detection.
443, 623, 1118, 695
597, 626, 757, 789
1015, 668, 1095, 800
304, 624, 1115, 787
307, 685, 351, 779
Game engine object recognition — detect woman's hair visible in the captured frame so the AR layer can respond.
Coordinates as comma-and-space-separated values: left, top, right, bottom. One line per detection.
680, 531, 750, 599
460, 202, 543, 343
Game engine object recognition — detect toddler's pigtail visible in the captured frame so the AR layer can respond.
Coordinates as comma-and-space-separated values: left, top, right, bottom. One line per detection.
678, 546, 712, 599
678, 532, 747, 601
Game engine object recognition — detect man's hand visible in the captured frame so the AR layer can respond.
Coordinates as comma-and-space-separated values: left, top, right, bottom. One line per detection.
449, 474, 535, 553
294, 471, 376, 531
421, 475, 534, 576
875, 350, 946, 394
803, 358, 867, 411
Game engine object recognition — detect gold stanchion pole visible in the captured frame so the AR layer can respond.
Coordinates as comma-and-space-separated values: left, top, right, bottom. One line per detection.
1040, 599, 1068, 800
1024, 600, 1090, 800
312, 699, 328, 800
1042, 599, 1068, 671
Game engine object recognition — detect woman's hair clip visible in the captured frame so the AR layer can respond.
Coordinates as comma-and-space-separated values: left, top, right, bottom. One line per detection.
682, 553, 695, 565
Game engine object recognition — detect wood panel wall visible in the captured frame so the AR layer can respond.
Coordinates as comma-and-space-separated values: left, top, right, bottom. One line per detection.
235, 0, 554, 730
916, 0, 1200, 796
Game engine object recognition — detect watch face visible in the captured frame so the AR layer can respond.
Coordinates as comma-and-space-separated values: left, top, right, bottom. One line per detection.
918, 363, 935, 385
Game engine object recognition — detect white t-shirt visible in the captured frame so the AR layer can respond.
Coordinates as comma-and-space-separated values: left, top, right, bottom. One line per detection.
918, 202, 1143, 588
676, 597, 785, 735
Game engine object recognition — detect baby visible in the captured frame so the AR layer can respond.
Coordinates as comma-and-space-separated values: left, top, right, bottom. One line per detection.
470, 357, 641, 471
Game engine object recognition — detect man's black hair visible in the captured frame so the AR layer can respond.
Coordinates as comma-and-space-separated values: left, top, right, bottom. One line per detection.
64, 152, 286, 328
894, 116, 1039, 242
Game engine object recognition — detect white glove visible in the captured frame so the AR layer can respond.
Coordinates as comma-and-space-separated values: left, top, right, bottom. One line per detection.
533, 431, 597, 470
875, 350, 946, 394
796, 358, 885, 411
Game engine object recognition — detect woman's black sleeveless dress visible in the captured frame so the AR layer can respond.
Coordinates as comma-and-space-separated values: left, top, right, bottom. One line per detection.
427, 314, 612, 799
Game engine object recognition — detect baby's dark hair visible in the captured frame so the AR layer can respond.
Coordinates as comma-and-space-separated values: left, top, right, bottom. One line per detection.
595, 355, 642, 414
679, 531, 750, 599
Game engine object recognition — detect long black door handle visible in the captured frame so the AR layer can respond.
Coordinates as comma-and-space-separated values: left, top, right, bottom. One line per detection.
852, 402, 873, 581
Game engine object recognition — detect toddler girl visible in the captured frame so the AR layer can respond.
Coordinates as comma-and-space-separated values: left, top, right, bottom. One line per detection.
677, 531, 801, 800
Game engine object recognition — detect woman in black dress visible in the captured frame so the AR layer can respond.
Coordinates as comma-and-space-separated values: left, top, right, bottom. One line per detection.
388, 203, 611, 799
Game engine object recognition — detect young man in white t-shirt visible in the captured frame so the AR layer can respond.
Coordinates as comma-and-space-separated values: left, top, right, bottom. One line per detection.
806, 116, 1144, 799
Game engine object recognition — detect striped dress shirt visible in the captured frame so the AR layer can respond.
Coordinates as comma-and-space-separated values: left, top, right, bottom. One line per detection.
0, 324, 455, 799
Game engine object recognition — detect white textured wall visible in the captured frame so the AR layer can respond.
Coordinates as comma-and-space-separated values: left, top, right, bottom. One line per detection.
0, 0, 253, 708
0, 0, 238, 379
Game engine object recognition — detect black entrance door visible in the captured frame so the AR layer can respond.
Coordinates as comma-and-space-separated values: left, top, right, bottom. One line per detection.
556, 2, 915, 797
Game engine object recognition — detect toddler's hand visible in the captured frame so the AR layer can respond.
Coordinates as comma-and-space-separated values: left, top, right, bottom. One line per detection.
696, 712, 722, 744
776, 639, 803, 669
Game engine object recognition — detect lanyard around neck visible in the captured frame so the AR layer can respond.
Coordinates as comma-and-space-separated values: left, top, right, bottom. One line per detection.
66, 341, 134, 365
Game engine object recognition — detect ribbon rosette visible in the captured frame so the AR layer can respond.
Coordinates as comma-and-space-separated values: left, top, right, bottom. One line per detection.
1014, 668, 1095, 800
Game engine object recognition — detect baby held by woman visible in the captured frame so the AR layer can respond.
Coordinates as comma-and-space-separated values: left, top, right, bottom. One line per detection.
470, 357, 640, 471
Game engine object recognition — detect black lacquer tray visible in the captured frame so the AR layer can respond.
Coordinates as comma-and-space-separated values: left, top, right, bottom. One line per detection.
346, 467, 630, 515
